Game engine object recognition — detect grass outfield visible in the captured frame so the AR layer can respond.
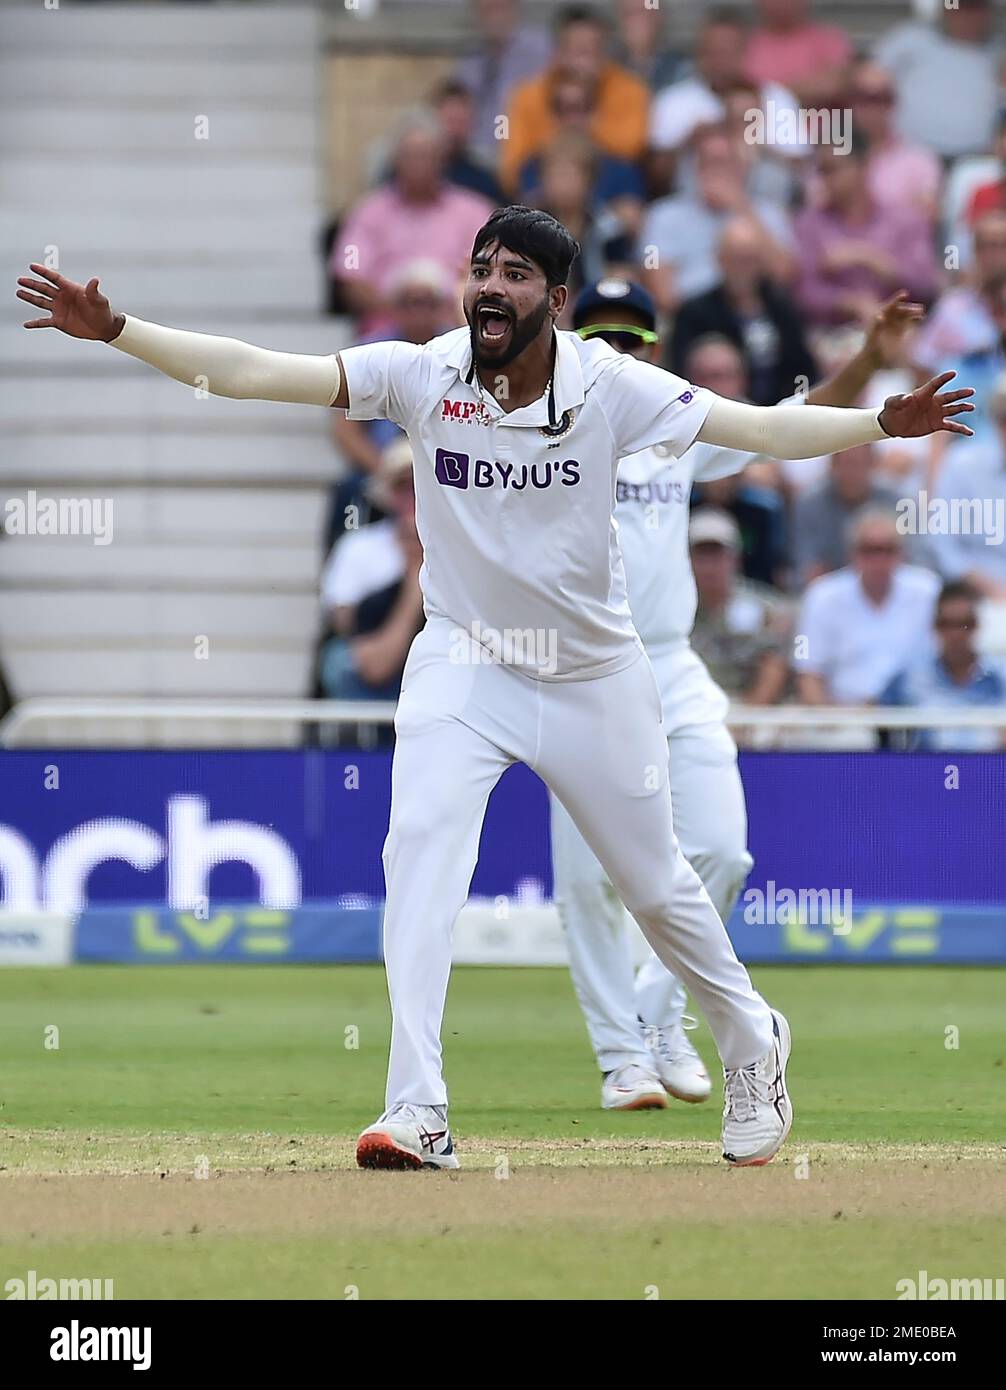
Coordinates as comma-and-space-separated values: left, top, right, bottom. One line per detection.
1, 964, 1004, 1299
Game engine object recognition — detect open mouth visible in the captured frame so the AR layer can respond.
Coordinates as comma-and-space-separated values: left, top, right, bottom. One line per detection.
476, 303, 514, 346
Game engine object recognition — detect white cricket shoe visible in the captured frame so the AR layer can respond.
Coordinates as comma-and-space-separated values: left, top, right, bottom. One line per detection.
356, 1103, 460, 1170
721, 1009, 793, 1167
644, 1018, 712, 1103
601, 1062, 668, 1111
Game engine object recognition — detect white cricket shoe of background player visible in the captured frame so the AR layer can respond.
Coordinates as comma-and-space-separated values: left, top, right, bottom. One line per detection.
644, 1019, 712, 1102
357, 1103, 459, 1170
601, 1062, 668, 1110
18, 223, 971, 1175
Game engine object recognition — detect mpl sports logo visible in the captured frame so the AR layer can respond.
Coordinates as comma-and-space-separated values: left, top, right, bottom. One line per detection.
441, 398, 495, 427
435, 449, 580, 492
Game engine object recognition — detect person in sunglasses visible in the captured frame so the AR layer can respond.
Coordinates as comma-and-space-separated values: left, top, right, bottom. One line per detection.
554, 277, 928, 1109
879, 581, 1006, 752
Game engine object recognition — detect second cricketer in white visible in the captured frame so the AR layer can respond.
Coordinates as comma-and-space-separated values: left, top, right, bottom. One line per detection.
16, 207, 973, 1171
554, 280, 924, 1113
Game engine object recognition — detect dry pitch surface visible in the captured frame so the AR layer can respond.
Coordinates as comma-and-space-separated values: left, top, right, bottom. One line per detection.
2, 966, 1004, 1299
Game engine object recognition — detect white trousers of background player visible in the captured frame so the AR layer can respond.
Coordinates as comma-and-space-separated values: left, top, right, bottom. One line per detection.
551, 719, 752, 1074
380, 617, 772, 1109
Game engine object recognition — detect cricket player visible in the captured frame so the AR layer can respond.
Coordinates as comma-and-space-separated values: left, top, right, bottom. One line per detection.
557, 279, 928, 1112
17, 206, 973, 1171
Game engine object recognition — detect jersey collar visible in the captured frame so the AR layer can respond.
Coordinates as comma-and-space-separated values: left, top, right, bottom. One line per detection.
445, 328, 586, 428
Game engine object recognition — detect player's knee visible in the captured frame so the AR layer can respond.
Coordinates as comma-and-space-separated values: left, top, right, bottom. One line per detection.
554, 868, 609, 921
621, 877, 677, 932
383, 791, 468, 863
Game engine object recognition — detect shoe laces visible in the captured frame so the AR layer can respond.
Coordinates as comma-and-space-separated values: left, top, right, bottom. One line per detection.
644, 1020, 700, 1066
723, 1060, 770, 1124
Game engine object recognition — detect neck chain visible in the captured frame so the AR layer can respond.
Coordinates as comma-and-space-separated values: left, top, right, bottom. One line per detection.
467, 337, 560, 428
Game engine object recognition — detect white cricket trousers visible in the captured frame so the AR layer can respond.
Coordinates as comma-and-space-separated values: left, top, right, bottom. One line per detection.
381, 617, 773, 1109
551, 686, 754, 1072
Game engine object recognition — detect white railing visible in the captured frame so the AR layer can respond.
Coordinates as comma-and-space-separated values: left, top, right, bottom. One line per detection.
2, 697, 1006, 747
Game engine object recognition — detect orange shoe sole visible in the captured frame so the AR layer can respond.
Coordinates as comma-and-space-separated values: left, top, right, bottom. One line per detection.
609, 1094, 668, 1111
356, 1131, 423, 1170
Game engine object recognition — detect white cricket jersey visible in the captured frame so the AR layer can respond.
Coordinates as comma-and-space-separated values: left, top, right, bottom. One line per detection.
340, 327, 714, 680
613, 394, 806, 650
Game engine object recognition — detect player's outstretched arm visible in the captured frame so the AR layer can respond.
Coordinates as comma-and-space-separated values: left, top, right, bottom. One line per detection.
16, 263, 349, 408
696, 371, 974, 461
805, 291, 923, 408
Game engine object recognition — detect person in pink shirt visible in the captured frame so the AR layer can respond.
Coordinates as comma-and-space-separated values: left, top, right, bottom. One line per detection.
795, 137, 939, 331
745, 0, 852, 104
849, 59, 942, 224
331, 113, 493, 333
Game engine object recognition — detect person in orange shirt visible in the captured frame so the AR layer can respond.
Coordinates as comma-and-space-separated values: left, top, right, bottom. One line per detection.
499, 4, 650, 197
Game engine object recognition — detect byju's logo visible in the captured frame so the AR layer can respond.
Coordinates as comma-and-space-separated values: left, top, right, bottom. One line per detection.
434, 449, 580, 492
435, 450, 470, 489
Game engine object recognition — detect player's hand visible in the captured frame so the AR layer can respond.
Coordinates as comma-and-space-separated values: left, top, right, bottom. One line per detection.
16, 263, 124, 341
878, 371, 975, 439
864, 290, 924, 368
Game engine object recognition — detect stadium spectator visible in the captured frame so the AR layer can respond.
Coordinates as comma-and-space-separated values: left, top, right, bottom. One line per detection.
455, 0, 553, 162
498, 5, 650, 195
937, 274, 1006, 455
846, 59, 942, 223
611, 0, 685, 94
669, 215, 817, 406
431, 79, 506, 205
913, 214, 1006, 375
720, 77, 804, 210
873, 0, 1000, 160
530, 131, 635, 315
640, 124, 795, 316
330, 257, 455, 492
962, 112, 1006, 229
320, 440, 424, 705
648, 9, 805, 190
517, 73, 645, 235
794, 510, 940, 705
928, 372, 1006, 599
331, 113, 492, 333
879, 581, 1006, 751
794, 138, 939, 331
745, 0, 853, 105
792, 444, 901, 586
685, 335, 788, 586
689, 508, 792, 704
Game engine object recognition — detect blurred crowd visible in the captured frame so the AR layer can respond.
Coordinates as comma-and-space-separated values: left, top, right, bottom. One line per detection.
317, 0, 1006, 748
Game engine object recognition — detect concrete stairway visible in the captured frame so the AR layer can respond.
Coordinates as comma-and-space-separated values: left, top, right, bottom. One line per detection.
0, 3, 346, 744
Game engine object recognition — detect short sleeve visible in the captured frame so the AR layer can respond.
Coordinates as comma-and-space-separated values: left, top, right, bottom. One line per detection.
339, 339, 428, 430
793, 580, 834, 674
603, 356, 715, 459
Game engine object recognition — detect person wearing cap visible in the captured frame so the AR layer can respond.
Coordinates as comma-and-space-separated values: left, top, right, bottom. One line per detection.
550, 276, 928, 1111
320, 439, 425, 709
689, 507, 793, 705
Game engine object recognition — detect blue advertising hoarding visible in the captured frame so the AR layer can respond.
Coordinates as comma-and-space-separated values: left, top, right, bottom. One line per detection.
1, 749, 1004, 962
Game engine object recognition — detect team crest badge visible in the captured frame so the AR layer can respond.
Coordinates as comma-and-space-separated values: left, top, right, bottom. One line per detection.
538, 408, 576, 442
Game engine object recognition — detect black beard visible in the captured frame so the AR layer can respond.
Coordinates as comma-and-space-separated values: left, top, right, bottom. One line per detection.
469, 295, 551, 370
